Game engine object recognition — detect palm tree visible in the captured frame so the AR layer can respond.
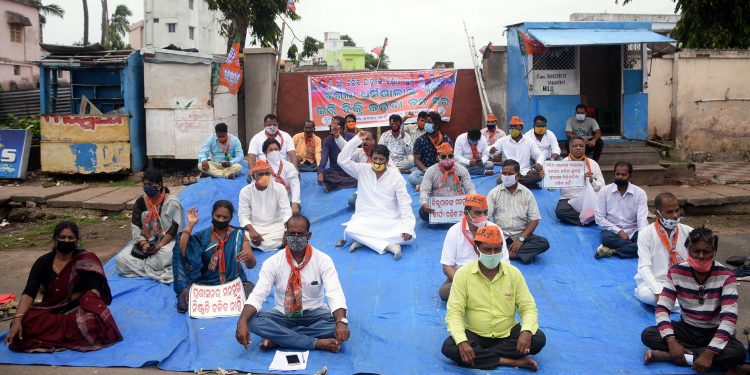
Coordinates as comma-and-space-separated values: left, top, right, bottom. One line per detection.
35, 1, 64, 43
109, 4, 131, 37
100, 0, 109, 46
82, 0, 89, 45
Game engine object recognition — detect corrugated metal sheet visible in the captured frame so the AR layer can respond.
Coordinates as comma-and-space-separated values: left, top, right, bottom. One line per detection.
527, 28, 674, 47
0, 87, 71, 122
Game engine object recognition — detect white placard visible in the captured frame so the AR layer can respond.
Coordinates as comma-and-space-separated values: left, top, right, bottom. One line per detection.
530, 69, 579, 95
543, 160, 585, 189
429, 195, 466, 224
188, 277, 245, 319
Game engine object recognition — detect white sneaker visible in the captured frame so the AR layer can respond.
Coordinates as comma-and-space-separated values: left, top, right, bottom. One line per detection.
349, 241, 363, 252
385, 244, 402, 260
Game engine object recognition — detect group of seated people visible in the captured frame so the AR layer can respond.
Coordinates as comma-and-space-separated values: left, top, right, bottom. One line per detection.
5, 108, 747, 375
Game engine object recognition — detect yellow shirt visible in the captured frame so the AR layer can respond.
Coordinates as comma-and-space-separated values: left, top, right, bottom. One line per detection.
445, 260, 539, 344
292, 132, 322, 165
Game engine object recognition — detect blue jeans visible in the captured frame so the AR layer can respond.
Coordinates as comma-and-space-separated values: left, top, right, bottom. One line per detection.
409, 169, 424, 186
600, 229, 639, 258
247, 307, 336, 350
460, 161, 494, 175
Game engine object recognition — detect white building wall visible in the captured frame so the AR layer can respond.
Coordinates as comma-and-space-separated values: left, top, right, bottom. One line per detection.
143, 0, 227, 55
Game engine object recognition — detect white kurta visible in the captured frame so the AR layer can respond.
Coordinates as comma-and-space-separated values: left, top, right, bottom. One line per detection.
635, 223, 692, 305
268, 158, 301, 204
238, 181, 292, 251
337, 136, 416, 253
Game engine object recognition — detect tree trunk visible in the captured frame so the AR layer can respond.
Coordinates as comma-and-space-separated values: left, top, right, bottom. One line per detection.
226, 18, 248, 53
82, 0, 89, 45
100, 0, 109, 46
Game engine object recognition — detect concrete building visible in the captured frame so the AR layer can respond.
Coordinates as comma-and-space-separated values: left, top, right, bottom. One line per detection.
570, 13, 680, 35
129, 20, 144, 50
140, 0, 227, 55
295, 32, 365, 71
0, 0, 42, 90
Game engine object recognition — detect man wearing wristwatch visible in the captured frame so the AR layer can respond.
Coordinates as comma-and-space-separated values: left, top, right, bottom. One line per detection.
442, 226, 546, 370
235, 215, 349, 352
486, 159, 549, 264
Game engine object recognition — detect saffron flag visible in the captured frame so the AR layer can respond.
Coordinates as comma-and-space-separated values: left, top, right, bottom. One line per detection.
518, 31, 546, 55
479, 42, 492, 55
219, 41, 243, 95
371, 46, 383, 56
286, 0, 296, 13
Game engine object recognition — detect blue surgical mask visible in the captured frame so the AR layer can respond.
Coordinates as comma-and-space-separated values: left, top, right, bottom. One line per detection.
143, 185, 160, 197
468, 139, 478, 146
425, 122, 435, 134
478, 251, 503, 269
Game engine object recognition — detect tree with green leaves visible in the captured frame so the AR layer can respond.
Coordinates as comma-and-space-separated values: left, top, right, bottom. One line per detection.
287, 43, 298, 64
204, 0, 300, 53
36, 1, 64, 43
105, 4, 131, 50
340, 34, 356, 47
620, 0, 750, 48
365, 53, 389, 70
301, 36, 323, 59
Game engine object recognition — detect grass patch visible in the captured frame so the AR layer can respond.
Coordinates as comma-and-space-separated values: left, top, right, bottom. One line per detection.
0, 214, 123, 250
105, 179, 138, 187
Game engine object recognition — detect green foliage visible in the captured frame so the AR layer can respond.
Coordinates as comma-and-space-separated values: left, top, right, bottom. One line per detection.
204, 0, 301, 52
287, 43, 299, 64
0, 115, 40, 138
340, 34, 356, 47
619, 0, 750, 48
103, 4, 131, 50
365, 53, 390, 70
37, 1, 65, 25
301, 36, 322, 59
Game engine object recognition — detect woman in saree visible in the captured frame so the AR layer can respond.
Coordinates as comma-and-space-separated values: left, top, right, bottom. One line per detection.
115, 168, 183, 284
176, 200, 256, 312
3, 221, 122, 352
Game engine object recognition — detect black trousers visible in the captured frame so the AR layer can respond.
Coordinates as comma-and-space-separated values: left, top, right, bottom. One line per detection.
442, 325, 546, 370
585, 138, 604, 161
641, 320, 747, 369
505, 235, 549, 264
556, 199, 584, 226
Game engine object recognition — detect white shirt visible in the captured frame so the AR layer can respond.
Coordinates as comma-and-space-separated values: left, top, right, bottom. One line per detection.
378, 130, 413, 163
559, 156, 605, 200
238, 181, 292, 230
635, 223, 693, 295
454, 133, 490, 165
440, 221, 508, 268
595, 182, 649, 238
481, 127, 505, 146
524, 129, 561, 160
268, 159, 301, 204
246, 247, 347, 314
491, 135, 544, 175
248, 129, 296, 160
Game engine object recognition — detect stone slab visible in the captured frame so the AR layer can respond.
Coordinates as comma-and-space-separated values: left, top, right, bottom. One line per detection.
10, 185, 86, 204
82, 187, 144, 211
47, 187, 122, 208
692, 184, 750, 204
0, 187, 24, 205
642, 185, 688, 206
125, 185, 185, 211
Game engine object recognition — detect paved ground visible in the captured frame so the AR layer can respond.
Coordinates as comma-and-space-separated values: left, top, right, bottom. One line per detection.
696, 162, 750, 184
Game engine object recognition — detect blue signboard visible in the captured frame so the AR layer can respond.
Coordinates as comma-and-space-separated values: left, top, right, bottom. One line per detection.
0, 128, 32, 179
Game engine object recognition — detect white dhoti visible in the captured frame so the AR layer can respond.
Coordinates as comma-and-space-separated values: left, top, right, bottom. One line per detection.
115, 240, 175, 284
246, 221, 285, 252
634, 284, 681, 312
345, 217, 415, 254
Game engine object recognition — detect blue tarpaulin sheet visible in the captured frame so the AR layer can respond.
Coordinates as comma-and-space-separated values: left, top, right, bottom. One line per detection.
527, 28, 675, 47
0, 168, 701, 374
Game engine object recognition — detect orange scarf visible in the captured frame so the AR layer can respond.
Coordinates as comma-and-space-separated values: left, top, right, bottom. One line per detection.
143, 191, 166, 239
270, 161, 291, 192
284, 244, 313, 317
218, 139, 231, 161
208, 227, 230, 283
569, 155, 593, 174
469, 143, 480, 160
654, 221, 682, 266
437, 165, 463, 194
486, 130, 498, 145
460, 216, 476, 248
304, 135, 316, 160
429, 131, 444, 149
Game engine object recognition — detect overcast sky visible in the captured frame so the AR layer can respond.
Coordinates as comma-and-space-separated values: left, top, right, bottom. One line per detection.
43, 0, 678, 69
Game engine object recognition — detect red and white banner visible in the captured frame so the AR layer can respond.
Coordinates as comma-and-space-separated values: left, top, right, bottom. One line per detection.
188, 277, 245, 319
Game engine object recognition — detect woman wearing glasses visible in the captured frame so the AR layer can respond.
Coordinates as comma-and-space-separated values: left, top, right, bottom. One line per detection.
641, 226, 745, 373
4, 221, 122, 352
418, 142, 476, 222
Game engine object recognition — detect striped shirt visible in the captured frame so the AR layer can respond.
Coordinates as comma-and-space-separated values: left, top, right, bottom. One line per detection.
656, 262, 738, 354
487, 183, 541, 236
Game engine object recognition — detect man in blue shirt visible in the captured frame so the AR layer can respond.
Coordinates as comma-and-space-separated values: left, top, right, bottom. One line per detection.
197, 123, 244, 179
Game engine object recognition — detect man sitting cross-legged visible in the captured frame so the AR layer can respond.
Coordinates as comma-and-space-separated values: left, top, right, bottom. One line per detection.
641, 226, 745, 374
442, 225, 546, 371
238, 160, 292, 252
418, 143, 476, 222
439, 194, 508, 301
235, 215, 349, 353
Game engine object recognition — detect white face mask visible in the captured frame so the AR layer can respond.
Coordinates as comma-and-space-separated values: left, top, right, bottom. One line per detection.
575, 114, 586, 121
266, 125, 278, 135
657, 211, 681, 230
501, 174, 517, 188
478, 251, 503, 269
266, 150, 282, 164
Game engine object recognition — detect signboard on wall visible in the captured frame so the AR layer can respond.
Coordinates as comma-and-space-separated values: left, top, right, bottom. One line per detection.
530, 69, 579, 95
0, 129, 32, 179
307, 69, 457, 129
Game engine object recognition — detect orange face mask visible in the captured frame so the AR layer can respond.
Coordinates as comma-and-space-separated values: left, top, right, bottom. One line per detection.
256, 175, 271, 185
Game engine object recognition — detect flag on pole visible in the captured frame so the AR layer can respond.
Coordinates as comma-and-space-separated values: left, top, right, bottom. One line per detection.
371, 46, 383, 56
479, 42, 492, 55
517, 31, 546, 55
286, 0, 296, 13
219, 40, 243, 95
